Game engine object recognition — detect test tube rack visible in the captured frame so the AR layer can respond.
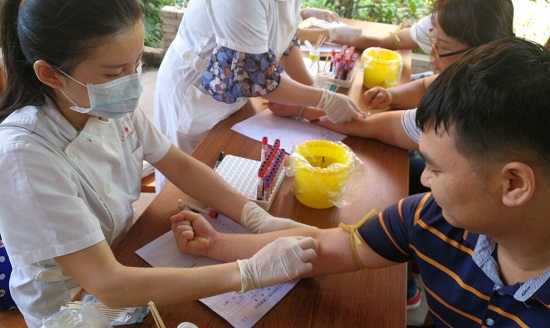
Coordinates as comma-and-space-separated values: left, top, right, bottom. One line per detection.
214, 155, 285, 211
316, 66, 357, 89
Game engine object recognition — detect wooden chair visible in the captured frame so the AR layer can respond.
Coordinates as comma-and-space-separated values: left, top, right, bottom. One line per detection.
141, 173, 155, 193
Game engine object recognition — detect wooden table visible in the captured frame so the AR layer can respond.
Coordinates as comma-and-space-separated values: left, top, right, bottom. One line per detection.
111, 21, 411, 327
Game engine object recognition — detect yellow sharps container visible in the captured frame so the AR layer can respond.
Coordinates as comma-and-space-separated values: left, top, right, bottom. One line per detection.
362, 47, 403, 89
291, 140, 354, 209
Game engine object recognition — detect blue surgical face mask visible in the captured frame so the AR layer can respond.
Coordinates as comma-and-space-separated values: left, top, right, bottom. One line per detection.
58, 63, 143, 119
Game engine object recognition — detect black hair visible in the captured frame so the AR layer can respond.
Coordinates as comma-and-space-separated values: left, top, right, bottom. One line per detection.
434, 0, 514, 47
416, 37, 550, 172
0, 0, 143, 121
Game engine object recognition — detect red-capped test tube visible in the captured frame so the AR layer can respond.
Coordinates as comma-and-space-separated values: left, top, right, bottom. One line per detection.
261, 137, 268, 162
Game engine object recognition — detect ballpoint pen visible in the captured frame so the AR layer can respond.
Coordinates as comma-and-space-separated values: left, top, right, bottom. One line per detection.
177, 199, 219, 218
186, 203, 219, 218
213, 151, 224, 170
308, 116, 330, 123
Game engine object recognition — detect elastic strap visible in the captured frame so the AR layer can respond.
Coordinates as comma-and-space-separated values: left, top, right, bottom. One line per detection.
389, 23, 404, 49
297, 106, 305, 119
338, 209, 377, 269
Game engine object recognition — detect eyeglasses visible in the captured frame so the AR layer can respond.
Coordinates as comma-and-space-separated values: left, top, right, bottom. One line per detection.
431, 45, 471, 61
427, 28, 471, 61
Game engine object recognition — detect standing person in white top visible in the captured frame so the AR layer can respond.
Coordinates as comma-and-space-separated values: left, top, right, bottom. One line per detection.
0, 1, 318, 326
153, 0, 360, 192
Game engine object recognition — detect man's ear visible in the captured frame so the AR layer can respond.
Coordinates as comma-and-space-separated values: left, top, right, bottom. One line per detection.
33, 60, 66, 89
500, 162, 534, 207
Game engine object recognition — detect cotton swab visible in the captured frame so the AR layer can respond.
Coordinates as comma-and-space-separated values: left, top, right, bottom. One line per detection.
148, 301, 166, 328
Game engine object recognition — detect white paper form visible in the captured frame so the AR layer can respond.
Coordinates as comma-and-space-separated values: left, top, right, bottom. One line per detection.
231, 109, 346, 153
300, 41, 344, 54
135, 214, 299, 328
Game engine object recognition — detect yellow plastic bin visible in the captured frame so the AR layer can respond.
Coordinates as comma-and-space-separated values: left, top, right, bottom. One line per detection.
290, 140, 354, 209
362, 47, 403, 89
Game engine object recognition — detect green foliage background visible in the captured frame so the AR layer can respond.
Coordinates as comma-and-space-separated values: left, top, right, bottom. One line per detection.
139, 0, 550, 47
138, 0, 175, 48
138, 0, 434, 47
301, 0, 433, 24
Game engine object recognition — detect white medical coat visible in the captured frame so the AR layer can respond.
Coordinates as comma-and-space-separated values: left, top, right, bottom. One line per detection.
154, 0, 302, 190
0, 99, 171, 327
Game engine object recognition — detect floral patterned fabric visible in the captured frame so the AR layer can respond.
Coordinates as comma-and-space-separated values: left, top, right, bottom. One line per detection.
283, 34, 300, 56
201, 34, 300, 104
201, 47, 283, 104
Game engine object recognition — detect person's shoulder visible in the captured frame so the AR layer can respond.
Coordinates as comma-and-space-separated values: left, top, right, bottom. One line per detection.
0, 105, 42, 138
0, 103, 63, 154
400, 192, 440, 215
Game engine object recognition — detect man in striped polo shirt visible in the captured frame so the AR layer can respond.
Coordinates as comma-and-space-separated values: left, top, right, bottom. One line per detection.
173, 37, 550, 326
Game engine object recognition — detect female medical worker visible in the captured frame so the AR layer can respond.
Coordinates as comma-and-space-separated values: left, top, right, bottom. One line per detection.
153, 0, 360, 192
0, 1, 317, 326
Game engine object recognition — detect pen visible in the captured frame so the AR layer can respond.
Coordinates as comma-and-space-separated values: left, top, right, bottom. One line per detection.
309, 116, 330, 123
213, 151, 224, 170
177, 199, 219, 218
187, 203, 219, 218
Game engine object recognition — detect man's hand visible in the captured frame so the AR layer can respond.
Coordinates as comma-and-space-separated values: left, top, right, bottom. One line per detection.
171, 210, 216, 257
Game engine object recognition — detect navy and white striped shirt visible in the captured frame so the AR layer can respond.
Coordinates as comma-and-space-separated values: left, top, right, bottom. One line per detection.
359, 193, 550, 327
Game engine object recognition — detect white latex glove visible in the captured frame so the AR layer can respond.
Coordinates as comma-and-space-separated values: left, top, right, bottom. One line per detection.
301, 7, 340, 23
240, 201, 315, 233
237, 236, 318, 293
316, 89, 360, 123
327, 24, 362, 43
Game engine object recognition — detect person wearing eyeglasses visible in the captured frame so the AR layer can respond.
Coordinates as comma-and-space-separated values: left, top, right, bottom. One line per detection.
268, 0, 514, 151
363, 0, 513, 111
268, 2, 514, 316
177, 37, 550, 327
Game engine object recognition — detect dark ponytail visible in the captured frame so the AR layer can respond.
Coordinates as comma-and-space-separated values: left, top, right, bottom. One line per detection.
0, 0, 42, 121
0, 0, 143, 121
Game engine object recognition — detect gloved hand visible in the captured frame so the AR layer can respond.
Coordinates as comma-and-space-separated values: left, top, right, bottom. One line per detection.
316, 89, 360, 123
240, 201, 315, 234
301, 7, 339, 23
327, 24, 362, 43
237, 236, 318, 293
